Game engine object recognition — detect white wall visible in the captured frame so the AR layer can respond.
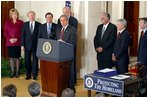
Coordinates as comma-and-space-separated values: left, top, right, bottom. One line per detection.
110, 1, 124, 24
139, 1, 147, 18
15, 1, 64, 23
82, 1, 106, 77
72, 1, 86, 78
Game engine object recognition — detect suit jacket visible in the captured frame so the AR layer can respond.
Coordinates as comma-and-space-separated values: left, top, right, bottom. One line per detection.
56, 25, 77, 46
94, 22, 117, 68
137, 30, 147, 65
4, 19, 24, 46
38, 22, 57, 39
58, 16, 78, 30
113, 29, 130, 67
21, 21, 41, 51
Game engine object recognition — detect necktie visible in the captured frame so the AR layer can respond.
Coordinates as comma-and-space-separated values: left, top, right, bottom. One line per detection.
141, 31, 144, 38
101, 26, 106, 38
117, 32, 121, 39
47, 24, 51, 35
30, 22, 33, 34
60, 28, 65, 39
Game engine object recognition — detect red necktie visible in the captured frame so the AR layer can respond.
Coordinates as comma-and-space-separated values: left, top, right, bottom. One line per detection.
60, 28, 65, 39
117, 32, 121, 39
141, 31, 144, 38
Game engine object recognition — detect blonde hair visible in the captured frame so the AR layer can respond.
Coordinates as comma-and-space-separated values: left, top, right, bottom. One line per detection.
9, 8, 19, 19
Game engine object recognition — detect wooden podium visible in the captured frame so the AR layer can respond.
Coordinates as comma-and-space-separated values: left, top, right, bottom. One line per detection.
36, 39, 74, 97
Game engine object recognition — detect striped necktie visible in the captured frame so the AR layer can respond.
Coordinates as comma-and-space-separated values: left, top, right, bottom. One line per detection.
47, 24, 51, 35
60, 28, 65, 39
30, 22, 33, 34
101, 26, 106, 38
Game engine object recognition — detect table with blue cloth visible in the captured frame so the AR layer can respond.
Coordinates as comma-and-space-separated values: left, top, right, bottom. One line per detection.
84, 69, 143, 97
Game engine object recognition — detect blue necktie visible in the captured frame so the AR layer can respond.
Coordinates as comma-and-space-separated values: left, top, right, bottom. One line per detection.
101, 26, 106, 38
48, 24, 51, 35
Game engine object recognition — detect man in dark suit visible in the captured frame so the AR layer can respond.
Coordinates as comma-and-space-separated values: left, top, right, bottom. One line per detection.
21, 11, 41, 80
137, 17, 147, 78
137, 17, 147, 97
58, 6, 78, 84
94, 12, 117, 70
137, 17, 147, 66
57, 6, 78, 30
56, 15, 77, 91
112, 19, 130, 74
38, 12, 57, 39
58, 7, 78, 83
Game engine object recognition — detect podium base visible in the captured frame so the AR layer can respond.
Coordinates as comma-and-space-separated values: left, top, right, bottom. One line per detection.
41, 91, 57, 97
40, 60, 71, 97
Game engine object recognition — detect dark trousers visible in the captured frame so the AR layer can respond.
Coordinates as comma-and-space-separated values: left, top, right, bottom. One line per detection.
69, 46, 77, 89
114, 61, 128, 74
73, 46, 77, 84
25, 50, 38, 78
69, 60, 75, 89
97, 60, 113, 70
115, 64, 128, 74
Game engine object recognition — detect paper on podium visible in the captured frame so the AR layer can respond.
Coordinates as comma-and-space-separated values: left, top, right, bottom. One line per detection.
58, 39, 73, 46
110, 75, 130, 80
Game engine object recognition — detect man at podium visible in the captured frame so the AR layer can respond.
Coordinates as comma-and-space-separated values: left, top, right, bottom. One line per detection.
56, 14, 77, 91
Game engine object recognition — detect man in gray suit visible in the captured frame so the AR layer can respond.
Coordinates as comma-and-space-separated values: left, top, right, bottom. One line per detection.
56, 15, 77, 92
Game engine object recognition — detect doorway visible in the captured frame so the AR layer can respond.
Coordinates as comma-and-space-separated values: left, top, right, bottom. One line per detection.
1, 1, 14, 59
124, 1, 139, 56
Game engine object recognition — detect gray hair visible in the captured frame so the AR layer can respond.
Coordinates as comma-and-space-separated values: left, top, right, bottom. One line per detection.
60, 14, 69, 21
63, 6, 71, 11
117, 19, 127, 28
3, 84, 17, 97
28, 82, 40, 97
101, 12, 110, 20
61, 88, 75, 97
27, 10, 36, 16
94, 93, 105, 97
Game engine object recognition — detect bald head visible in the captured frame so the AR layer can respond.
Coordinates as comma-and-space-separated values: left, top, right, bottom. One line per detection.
62, 6, 71, 17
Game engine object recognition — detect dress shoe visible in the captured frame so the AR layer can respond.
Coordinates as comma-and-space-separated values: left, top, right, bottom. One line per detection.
33, 77, 37, 81
16, 75, 19, 78
16, 73, 19, 78
25, 76, 31, 80
10, 73, 15, 78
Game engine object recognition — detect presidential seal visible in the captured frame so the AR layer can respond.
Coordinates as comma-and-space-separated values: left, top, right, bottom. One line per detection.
85, 77, 94, 88
42, 42, 52, 54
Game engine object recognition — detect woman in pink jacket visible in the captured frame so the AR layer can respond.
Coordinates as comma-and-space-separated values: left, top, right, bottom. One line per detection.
4, 8, 23, 78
